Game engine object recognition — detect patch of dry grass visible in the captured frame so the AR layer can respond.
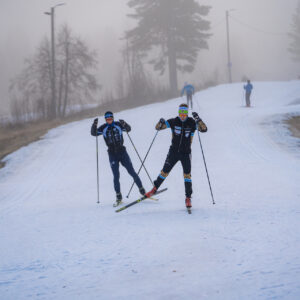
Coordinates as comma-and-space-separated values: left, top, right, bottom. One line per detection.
0, 108, 99, 169
0, 120, 69, 168
0, 95, 171, 169
285, 116, 300, 139
0, 99, 154, 169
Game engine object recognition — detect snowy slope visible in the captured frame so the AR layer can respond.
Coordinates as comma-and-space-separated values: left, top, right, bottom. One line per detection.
0, 81, 300, 300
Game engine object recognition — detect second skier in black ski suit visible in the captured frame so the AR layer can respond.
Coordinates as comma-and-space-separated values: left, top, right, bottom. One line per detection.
145, 103, 207, 208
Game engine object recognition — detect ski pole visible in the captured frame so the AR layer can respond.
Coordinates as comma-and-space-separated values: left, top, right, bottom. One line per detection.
95, 134, 100, 204
195, 95, 201, 111
242, 90, 245, 107
125, 131, 154, 186
126, 130, 159, 198
197, 130, 215, 205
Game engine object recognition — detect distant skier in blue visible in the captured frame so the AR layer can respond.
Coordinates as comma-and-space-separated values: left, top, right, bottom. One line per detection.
243, 80, 253, 107
181, 82, 195, 109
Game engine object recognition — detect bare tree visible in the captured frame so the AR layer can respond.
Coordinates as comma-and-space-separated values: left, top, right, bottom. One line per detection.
288, 0, 300, 62
9, 25, 100, 122
10, 38, 52, 122
56, 25, 100, 117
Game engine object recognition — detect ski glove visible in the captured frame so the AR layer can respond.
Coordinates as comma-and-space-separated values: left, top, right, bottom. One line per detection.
192, 112, 201, 122
119, 119, 126, 127
93, 118, 98, 126
192, 112, 207, 132
159, 118, 165, 125
119, 119, 131, 132
155, 118, 166, 130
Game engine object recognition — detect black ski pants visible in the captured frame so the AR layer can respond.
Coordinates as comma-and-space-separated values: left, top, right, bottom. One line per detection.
108, 150, 142, 194
154, 149, 192, 197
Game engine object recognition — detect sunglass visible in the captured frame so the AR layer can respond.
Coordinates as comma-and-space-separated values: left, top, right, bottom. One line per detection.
105, 117, 113, 121
178, 109, 188, 114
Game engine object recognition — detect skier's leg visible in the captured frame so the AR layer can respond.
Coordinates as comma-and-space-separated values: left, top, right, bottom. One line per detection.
154, 150, 178, 189
246, 93, 250, 107
120, 150, 143, 189
145, 150, 179, 198
109, 152, 121, 194
180, 153, 192, 198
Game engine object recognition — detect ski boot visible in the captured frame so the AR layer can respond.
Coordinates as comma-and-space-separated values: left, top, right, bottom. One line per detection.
185, 197, 192, 214
145, 186, 157, 198
113, 192, 123, 207
139, 186, 146, 196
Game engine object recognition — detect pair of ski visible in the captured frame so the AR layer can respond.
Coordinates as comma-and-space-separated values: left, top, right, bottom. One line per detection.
115, 188, 192, 214
115, 188, 167, 213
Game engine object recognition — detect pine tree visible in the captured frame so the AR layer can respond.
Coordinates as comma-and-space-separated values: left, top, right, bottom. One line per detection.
126, 0, 211, 95
288, 0, 300, 61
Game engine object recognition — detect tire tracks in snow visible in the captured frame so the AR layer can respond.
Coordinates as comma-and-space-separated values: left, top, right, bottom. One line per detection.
231, 111, 270, 163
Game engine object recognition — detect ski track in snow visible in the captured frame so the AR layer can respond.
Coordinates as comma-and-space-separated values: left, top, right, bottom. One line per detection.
0, 81, 300, 299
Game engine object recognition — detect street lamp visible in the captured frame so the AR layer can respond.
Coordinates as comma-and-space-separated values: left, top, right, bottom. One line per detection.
44, 3, 66, 118
225, 9, 235, 83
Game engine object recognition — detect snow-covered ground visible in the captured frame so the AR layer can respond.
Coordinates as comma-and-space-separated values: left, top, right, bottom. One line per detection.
0, 81, 300, 300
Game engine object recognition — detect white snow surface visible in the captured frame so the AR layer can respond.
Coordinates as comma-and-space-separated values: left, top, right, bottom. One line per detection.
1, 81, 300, 300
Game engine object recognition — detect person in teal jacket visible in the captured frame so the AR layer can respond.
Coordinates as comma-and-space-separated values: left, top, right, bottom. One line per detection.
181, 82, 195, 109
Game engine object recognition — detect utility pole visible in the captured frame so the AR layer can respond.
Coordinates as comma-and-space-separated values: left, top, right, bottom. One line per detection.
50, 7, 56, 119
44, 3, 65, 119
225, 10, 232, 83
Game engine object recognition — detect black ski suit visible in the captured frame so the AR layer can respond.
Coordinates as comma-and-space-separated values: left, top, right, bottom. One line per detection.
153, 116, 207, 198
91, 121, 143, 194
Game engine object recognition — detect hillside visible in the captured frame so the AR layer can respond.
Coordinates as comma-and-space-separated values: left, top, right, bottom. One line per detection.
0, 81, 299, 299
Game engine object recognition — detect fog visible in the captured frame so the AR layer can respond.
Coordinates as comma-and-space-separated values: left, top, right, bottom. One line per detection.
0, 0, 299, 115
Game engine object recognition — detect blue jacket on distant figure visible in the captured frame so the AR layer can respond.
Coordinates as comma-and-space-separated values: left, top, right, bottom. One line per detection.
244, 81, 253, 94
181, 84, 195, 96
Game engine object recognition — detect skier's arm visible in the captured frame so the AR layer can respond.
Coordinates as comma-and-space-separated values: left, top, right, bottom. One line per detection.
190, 133, 194, 143
192, 112, 207, 132
155, 118, 167, 130
197, 119, 207, 132
119, 119, 131, 132
180, 87, 185, 97
91, 118, 103, 136
190, 119, 196, 143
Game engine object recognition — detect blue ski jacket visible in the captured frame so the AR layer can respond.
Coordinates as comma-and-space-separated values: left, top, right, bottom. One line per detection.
244, 83, 253, 93
181, 84, 195, 96
91, 121, 131, 153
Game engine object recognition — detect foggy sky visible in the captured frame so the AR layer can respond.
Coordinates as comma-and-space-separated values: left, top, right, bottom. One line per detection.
0, 0, 299, 115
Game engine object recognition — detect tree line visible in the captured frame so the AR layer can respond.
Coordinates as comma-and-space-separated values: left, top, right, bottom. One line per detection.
9, 0, 300, 124
9, 25, 100, 122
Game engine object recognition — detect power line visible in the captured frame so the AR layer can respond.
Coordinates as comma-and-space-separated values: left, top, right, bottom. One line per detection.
229, 15, 288, 36
210, 17, 226, 30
